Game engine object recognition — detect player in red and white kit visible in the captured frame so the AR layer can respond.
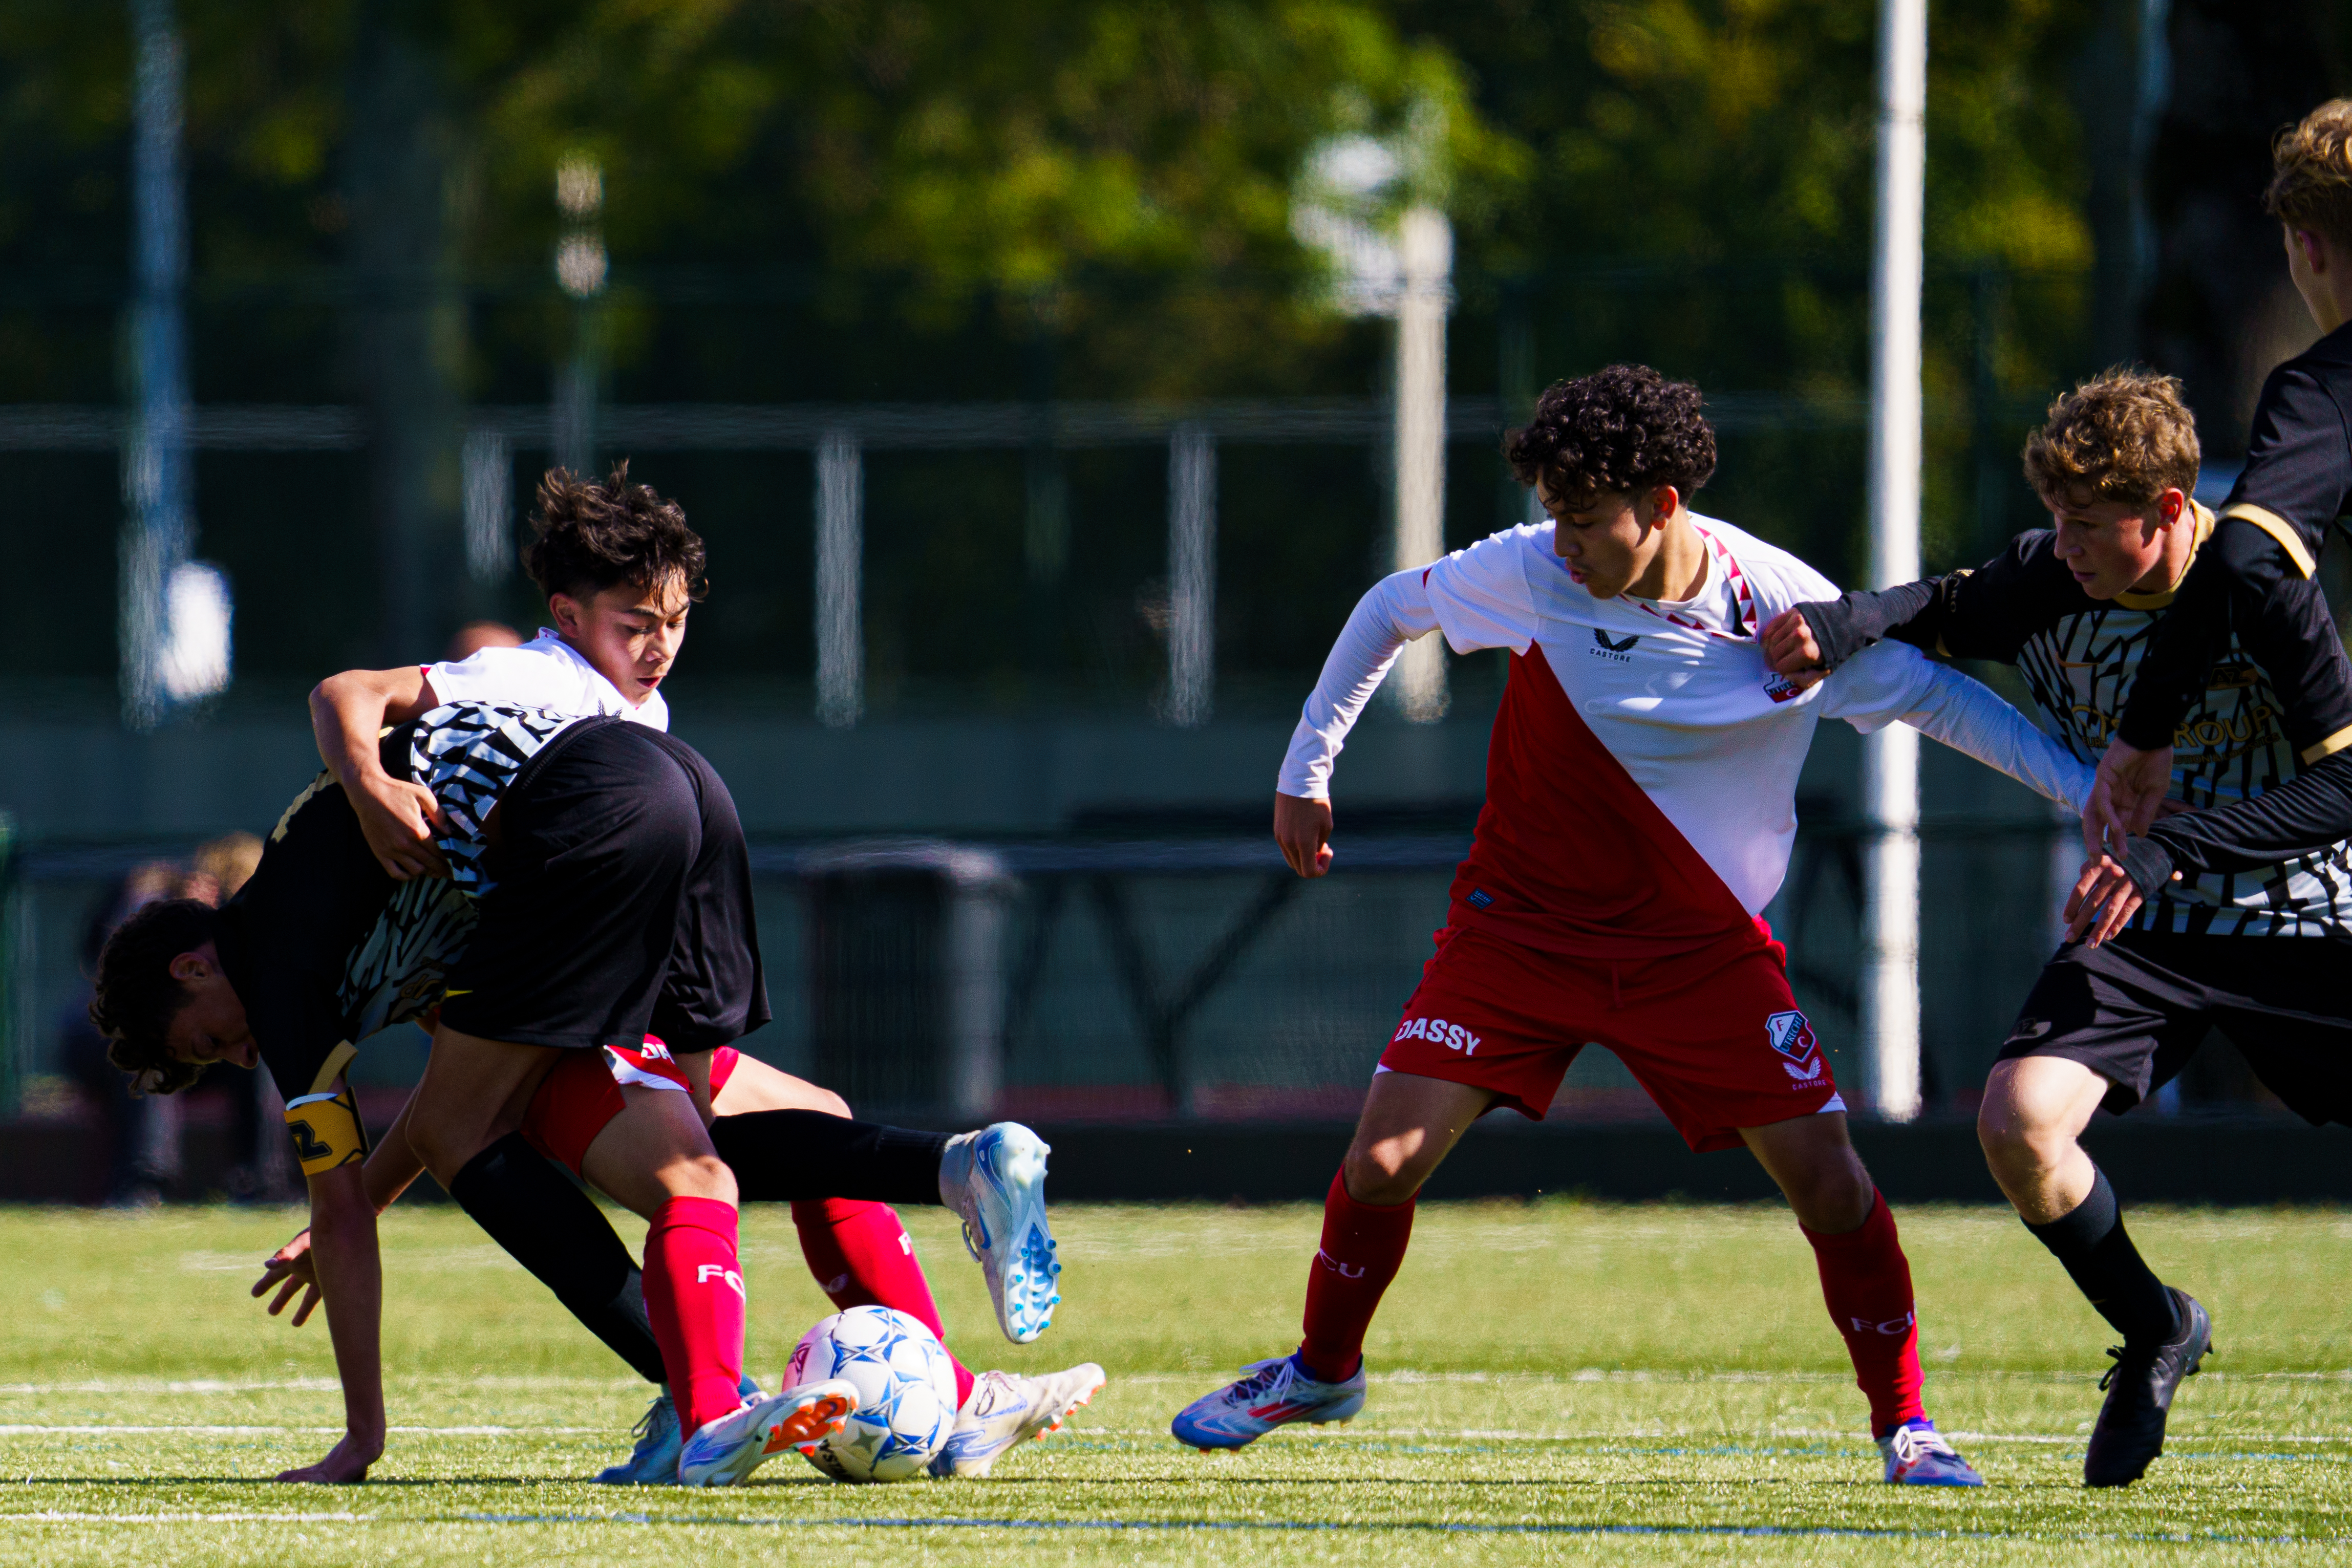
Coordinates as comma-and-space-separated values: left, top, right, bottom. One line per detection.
1170, 366, 2097, 1485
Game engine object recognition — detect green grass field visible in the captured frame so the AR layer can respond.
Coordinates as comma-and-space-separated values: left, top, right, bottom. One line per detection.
0, 1199, 2348, 1564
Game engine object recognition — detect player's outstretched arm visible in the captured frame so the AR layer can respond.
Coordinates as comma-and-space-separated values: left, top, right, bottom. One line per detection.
1828, 643, 2093, 810
277, 1159, 384, 1483
310, 666, 450, 882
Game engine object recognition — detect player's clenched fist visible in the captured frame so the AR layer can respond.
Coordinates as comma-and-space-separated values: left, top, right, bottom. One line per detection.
1759, 608, 1829, 690
1274, 792, 1335, 878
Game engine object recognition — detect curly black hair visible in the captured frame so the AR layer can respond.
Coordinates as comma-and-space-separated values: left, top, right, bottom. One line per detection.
1504, 365, 1717, 506
88, 897, 221, 1096
523, 460, 708, 605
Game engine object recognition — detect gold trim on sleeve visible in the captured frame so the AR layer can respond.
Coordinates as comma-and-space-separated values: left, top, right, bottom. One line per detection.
306, 1040, 359, 1098
2301, 725, 2352, 764
268, 771, 334, 844
2222, 502, 2318, 579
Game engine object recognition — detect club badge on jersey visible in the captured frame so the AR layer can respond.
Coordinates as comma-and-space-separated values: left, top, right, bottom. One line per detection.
1765, 1009, 1817, 1061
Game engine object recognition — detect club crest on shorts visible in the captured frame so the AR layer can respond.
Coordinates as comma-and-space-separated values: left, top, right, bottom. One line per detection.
1765, 1009, 1816, 1061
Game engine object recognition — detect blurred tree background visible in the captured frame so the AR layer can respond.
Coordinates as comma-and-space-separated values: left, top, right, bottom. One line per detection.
4, 0, 2346, 716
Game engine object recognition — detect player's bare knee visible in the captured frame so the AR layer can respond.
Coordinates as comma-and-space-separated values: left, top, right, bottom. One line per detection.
1977, 1089, 2063, 1176
813, 1086, 851, 1119
1341, 1145, 1423, 1206
665, 1152, 737, 1205
1780, 1151, 1873, 1232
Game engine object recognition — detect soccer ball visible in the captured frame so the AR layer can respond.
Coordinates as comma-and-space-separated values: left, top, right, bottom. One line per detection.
786, 1305, 961, 1483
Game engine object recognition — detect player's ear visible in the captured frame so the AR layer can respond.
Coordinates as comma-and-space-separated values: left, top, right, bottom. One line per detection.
166, 951, 209, 984
2157, 488, 2185, 527
1650, 484, 1681, 526
548, 592, 583, 635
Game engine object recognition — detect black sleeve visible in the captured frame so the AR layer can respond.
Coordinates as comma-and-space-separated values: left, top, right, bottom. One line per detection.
2124, 750, 2352, 896
2115, 519, 2352, 756
1795, 530, 2074, 671
2224, 362, 2352, 564
2118, 355, 2352, 748
227, 776, 398, 1103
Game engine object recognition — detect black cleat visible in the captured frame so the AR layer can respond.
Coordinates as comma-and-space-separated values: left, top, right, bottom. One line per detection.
2082, 1286, 2211, 1488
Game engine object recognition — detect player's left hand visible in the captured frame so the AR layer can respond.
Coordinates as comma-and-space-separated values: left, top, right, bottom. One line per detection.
253, 1228, 323, 1327
2083, 739, 2173, 857
2062, 847, 2178, 947
1759, 609, 1828, 690
275, 1430, 377, 1485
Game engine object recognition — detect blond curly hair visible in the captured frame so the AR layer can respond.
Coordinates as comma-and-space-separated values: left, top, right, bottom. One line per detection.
2021, 368, 2200, 509
2265, 99, 2352, 249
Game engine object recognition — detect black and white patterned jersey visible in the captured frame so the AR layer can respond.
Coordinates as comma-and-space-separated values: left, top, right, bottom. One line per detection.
405, 701, 587, 895
217, 701, 593, 1104
1798, 511, 2352, 938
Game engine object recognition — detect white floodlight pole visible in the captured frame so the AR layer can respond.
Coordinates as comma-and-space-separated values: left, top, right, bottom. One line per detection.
1391, 205, 1451, 723
1166, 422, 1217, 727
1862, 0, 1928, 1122
815, 426, 865, 727
121, 0, 191, 731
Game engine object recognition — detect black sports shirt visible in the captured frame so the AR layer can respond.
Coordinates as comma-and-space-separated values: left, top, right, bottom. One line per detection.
216, 702, 590, 1106
1795, 508, 2352, 937
2118, 320, 2352, 750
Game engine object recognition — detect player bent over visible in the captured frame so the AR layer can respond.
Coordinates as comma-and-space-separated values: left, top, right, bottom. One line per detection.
293, 463, 1090, 1477
1767, 369, 2352, 1485
92, 702, 858, 1485
252, 1044, 1096, 1481
1171, 367, 2100, 1484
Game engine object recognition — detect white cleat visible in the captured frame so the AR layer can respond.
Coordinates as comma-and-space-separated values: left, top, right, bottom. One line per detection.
1879, 1420, 1985, 1486
1170, 1354, 1366, 1451
939, 1122, 1062, 1343
594, 1375, 759, 1485
676, 1379, 859, 1487
927, 1363, 1107, 1478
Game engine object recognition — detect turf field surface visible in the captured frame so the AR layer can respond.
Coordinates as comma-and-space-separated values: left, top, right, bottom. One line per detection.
0, 1200, 2347, 1564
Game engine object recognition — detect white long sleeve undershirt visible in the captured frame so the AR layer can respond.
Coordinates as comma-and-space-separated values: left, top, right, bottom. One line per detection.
1276, 569, 2092, 812
1277, 569, 1440, 800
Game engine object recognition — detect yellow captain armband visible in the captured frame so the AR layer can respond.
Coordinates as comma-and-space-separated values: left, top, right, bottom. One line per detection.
284, 1083, 370, 1176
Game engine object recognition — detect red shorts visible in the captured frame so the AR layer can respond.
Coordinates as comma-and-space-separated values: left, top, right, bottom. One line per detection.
521, 1041, 740, 1178
1377, 925, 1842, 1152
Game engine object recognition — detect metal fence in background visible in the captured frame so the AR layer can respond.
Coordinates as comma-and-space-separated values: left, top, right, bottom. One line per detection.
0, 819, 2294, 1139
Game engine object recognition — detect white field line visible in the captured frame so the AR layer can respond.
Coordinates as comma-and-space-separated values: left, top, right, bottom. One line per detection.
0, 1376, 632, 1394
0, 1512, 366, 1523
1078, 1426, 2352, 1445
0, 1425, 603, 1436
3, 1511, 2318, 1546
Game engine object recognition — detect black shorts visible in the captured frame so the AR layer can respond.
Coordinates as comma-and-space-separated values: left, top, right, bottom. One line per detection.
437, 720, 770, 1053
1995, 929, 2352, 1125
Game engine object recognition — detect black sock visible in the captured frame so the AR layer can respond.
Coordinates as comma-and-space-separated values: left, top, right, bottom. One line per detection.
2021, 1166, 2180, 1345
710, 1110, 951, 1206
448, 1132, 667, 1385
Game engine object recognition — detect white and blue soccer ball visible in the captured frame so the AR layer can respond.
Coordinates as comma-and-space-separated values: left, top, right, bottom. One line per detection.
786, 1305, 960, 1483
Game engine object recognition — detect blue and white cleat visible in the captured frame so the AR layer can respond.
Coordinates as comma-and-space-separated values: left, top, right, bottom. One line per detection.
1879, 1420, 1985, 1486
1170, 1354, 1367, 1451
928, 1363, 1107, 1478
677, 1379, 859, 1487
940, 1122, 1062, 1343
594, 1374, 760, 1485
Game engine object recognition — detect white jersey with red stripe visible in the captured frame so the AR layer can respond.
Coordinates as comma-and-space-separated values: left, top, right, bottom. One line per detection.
1281, 515, 2091, 960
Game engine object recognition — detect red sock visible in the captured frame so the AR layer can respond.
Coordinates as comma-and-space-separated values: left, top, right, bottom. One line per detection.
1298, 1168, 1415, 1383
1802, 1190, 1927, 1436
793, 1198, 975, 1410
643, 1196, 748, 1438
